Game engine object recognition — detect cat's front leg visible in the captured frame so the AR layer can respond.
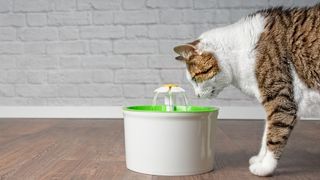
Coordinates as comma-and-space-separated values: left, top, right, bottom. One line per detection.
249, 121, 268, 165
249, 99, 297, 176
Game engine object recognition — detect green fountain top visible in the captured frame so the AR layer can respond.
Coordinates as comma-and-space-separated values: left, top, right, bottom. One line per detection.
124, 84, 217, 113
124, 105, 218, 113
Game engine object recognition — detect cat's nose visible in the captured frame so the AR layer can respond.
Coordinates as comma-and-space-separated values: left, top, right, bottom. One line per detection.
211, 87, 216, 94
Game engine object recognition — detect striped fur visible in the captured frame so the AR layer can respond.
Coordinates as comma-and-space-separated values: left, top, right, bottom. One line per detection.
256, 4, 320, 159
174, 3, 320, 177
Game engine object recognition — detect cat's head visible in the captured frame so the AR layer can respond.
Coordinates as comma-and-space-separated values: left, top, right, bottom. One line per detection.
174, 40, 231, 98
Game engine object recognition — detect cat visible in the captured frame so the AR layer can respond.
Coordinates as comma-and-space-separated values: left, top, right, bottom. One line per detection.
173, 4, 320, 177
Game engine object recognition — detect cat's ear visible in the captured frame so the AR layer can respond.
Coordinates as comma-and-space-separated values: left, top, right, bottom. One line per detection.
173, 44, 195, 61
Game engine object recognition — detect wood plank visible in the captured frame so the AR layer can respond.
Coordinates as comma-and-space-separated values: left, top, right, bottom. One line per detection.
219, 120, 320, 180
0, 119, 318, 180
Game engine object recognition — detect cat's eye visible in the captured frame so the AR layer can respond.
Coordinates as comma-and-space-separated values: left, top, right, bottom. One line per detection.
175, 56, 184, 61
192, 77, 200, 84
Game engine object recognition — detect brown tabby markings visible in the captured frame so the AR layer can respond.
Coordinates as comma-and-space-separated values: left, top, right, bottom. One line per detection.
174, 40, 220, 83
187, 52, 220, 82
255, 5, 320, 158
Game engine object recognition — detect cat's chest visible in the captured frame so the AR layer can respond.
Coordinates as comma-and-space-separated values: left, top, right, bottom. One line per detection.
231, 51, 262, 101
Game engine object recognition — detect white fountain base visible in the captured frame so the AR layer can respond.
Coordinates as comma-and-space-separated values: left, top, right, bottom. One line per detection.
123, 108, 218, 176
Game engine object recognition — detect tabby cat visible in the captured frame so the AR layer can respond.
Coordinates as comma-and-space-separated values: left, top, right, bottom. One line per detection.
174, 4, 320, 177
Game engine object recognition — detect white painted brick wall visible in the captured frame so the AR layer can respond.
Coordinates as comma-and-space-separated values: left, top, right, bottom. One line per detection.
18, 28, 58, 41
0, 0, 318, 106
80, 26, 125, 39
26, 14, 47, 27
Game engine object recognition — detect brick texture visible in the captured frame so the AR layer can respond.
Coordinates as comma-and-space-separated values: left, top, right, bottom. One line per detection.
0, 0, 314, 106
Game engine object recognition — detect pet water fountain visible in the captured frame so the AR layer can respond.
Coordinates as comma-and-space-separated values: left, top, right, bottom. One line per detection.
123, 84, 219, 176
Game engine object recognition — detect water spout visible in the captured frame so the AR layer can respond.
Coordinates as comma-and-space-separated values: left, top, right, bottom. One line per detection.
153, 84, 189, 112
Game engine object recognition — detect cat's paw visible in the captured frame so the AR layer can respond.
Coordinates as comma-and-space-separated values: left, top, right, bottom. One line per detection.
249, 151, 278, 176
249, 162, 276, 176
249, 155, 264, 165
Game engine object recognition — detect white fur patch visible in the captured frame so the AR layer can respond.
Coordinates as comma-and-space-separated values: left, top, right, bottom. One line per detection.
249, 121, 268, 165
189, 14, 266, 101
291, 67, 320, 118
249, 150, 278, 176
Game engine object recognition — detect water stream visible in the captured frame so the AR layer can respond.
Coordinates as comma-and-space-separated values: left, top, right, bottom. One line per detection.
152, 86, 189, 112
152, 91, 159, 106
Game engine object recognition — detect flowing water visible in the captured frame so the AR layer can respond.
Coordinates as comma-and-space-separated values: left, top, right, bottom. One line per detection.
152, 90, 189, 112
182, 93, 189, 111
152, 91, 160, 106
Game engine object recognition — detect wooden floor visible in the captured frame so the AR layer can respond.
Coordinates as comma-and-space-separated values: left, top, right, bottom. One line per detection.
0, 119, 319, 180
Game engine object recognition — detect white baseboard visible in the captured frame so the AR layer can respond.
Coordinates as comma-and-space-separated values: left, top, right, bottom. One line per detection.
0, 106, 123, 119
0, 106, 318, 120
